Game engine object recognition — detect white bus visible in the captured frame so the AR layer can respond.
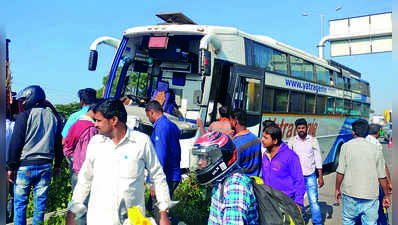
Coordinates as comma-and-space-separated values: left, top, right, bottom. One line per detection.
88, 13, 370, 170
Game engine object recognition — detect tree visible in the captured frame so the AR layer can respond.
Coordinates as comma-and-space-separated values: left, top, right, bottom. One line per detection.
98, 65, 148, 98
54, 103, 80, 120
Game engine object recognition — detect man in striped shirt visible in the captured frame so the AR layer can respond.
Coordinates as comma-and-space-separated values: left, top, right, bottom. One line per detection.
229, 108, 262, 177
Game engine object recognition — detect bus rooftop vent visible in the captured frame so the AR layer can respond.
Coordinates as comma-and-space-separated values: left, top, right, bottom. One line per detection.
156, 12, 196, 25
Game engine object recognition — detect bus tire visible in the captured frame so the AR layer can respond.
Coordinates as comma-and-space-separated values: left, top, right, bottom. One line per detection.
331, 143, 343, 172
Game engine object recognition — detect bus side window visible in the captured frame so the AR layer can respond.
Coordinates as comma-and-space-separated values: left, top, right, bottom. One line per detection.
344, 77, 351, 90
234, 77, 261, 113
335, 98, 344, 115
272, 50, 288, 75
305, 94, 315, 114
351, 79, 361, 93
327, 97, 335, 114
329, 71, 336, 86
262, 87, 274, 112
336, 73, 344, 89
361, 103, 370, 117
290, 55, 305, 80
316, 95, 327, 114
351, 102, 361, 116
274, 89, 289, 112
304, 61, 314, 82
343, 100, 352, 115
359, 81, 369, 96
289, 91, 305, 113
315, 65, 329, 85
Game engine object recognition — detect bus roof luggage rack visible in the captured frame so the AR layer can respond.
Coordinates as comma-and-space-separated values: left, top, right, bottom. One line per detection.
156, 12, 197, 25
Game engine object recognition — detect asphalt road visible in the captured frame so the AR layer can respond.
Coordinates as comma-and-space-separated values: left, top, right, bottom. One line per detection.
303, 142, 393, 225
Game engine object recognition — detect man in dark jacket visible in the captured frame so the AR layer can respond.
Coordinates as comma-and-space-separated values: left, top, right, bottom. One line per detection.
6, 85, 63, 225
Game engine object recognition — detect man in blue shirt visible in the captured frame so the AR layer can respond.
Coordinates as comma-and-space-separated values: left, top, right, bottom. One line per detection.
145, 100, 181, 222
61, 88, 97, 140
229, 108, 261, 177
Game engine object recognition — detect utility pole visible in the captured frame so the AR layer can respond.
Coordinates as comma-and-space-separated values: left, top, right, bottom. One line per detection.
5, 39, 11, 113
302, 6, 342, 54
320, 14, 324, 39
6, 39, 10, 85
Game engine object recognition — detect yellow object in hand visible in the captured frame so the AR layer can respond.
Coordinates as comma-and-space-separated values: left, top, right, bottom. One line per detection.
128, 206, 152, 225
250, 176, 264, 184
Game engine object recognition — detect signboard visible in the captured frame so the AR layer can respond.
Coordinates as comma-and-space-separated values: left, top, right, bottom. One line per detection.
265, 73, 369, 103
265, 73, 343, 98
148, 36, 169, 49
329, 12, 392, 56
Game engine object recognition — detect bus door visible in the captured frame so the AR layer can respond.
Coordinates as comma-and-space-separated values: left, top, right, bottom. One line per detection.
231, 65, 264, 136
206, 61, 232, 124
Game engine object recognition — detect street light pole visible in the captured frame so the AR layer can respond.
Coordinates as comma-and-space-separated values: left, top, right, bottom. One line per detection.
302, 6, 342, 40
320, 14, 324, 39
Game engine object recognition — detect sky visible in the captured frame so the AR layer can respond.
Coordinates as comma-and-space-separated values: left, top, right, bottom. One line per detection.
2, 0, 392, 114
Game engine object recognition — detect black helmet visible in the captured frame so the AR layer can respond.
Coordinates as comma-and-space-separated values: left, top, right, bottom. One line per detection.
16, 85, 46, 110
190, 131, 237, 184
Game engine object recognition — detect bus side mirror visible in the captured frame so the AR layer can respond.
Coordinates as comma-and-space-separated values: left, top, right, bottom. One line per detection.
200, 50, 211, 76
88, 50, 98, 71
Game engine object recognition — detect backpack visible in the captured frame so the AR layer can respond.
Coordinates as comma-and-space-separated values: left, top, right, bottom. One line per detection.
221, 172, 304, 225
250, 176, 305, 225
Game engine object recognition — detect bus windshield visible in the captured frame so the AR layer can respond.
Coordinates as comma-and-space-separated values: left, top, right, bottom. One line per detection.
105, 34, 204, 119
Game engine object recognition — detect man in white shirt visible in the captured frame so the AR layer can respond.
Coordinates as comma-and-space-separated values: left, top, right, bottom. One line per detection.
288, 118, 324, 225
66, 98, 171, 225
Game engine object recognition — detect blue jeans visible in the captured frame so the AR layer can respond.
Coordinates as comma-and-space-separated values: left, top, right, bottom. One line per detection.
377, 186, 389, 225
342, 194, 379, 225
13, 163, 52, 225
304, 172, 322, 225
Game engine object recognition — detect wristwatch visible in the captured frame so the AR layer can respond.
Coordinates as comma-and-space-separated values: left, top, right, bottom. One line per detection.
159, 209, 169, 214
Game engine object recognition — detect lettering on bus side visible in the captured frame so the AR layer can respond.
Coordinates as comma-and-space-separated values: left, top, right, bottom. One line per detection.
264, 117, 318, 139
284, 79, 327, 93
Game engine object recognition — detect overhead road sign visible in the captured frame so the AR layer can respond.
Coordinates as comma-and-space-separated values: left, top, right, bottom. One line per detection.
318, 12, 392, 58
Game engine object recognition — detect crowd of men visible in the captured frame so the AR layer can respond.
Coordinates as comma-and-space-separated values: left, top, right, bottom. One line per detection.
4, 84, 392, 225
